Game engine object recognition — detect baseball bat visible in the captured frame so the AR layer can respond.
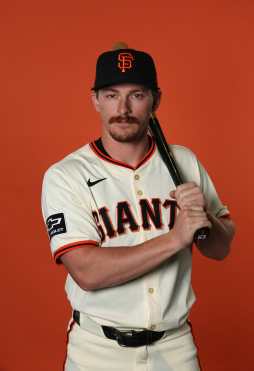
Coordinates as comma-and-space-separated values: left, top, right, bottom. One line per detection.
149, 114, 209, 242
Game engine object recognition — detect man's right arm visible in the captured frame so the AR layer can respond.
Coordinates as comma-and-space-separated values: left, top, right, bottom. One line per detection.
61, 206, 211, 291
61, 233, 177, 291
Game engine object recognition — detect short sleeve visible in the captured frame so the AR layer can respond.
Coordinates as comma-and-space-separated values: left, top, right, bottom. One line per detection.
172, 145, 230, 219
197, 160, 230, 218
41, 166, 100, 263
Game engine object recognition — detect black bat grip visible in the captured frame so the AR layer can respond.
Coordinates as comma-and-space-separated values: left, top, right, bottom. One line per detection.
193, 226, 210, 243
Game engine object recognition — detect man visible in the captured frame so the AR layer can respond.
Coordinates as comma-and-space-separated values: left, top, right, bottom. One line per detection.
41, 44, 235, 371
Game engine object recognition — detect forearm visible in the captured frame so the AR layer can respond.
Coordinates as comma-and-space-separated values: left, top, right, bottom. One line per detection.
196, 214, 235, 260
62, 232, 182, 291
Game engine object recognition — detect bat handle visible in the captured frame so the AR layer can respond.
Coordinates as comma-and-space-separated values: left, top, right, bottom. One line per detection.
193, 226, 210, 243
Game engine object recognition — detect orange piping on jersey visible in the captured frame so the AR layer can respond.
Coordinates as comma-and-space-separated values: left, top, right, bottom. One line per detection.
62, 319, 75, 371
54, 240, 99, 264
187, 320, 203, 370
89, 136, 156, 170
220, 214, 231, 219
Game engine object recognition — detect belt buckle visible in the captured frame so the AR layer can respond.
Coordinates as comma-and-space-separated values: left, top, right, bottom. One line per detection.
116, 335, 128, 347
116, 330, 135, 347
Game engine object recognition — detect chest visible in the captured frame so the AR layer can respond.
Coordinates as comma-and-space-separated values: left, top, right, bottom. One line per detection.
84, 158, 178, 244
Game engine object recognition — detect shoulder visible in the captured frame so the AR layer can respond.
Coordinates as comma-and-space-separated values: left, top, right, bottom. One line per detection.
170, 144, 199, 169
41, 142, 100, 199
43, 142, 95, 184
41, 143, 96, 211
170, 144, 197, 160
167, 144, 202, 183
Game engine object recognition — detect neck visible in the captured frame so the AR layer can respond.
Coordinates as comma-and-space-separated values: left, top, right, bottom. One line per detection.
101, 133, 150, 167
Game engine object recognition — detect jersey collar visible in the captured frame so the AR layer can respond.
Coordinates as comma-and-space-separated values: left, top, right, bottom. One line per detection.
89, 135, 156, 170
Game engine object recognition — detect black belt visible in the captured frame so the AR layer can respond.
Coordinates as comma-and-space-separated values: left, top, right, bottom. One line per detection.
102, 325, 165, 347
73, 310, 165, 348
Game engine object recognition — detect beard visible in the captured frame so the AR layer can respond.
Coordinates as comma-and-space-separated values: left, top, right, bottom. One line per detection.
108, 116, 148, 143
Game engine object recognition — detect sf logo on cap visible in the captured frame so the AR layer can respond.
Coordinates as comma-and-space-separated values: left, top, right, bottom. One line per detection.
118, 52, 134, 73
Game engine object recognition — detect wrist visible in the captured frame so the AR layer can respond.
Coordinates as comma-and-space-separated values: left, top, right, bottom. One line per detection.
168, 229, 190, 253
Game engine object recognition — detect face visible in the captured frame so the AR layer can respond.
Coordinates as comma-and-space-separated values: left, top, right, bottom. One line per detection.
91, 84, 160, 143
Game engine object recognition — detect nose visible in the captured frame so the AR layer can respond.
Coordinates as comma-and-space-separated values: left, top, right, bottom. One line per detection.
117, 97, 131, 115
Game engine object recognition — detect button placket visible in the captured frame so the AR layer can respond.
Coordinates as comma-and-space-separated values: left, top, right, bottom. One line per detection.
145, 271, 160, 331
133, 172, 143, 197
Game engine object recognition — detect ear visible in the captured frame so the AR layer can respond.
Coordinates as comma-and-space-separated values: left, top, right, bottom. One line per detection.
91, 91, 101, 112
152, 90, 162, 113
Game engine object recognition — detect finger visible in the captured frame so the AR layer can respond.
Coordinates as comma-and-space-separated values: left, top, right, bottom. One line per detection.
180, 213, 212, 228
175, 185, 201, 201
182, 205, 204, 211
175, 182, 197, 194
179, 209, 207, 216
176, 190, 206, 209
180, 195, 205, 209
192, 219, 212, 230
177, 209, 210, 221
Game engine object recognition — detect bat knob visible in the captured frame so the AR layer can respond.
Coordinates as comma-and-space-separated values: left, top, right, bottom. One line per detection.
193, 227, 210, 243
112, 42, 129, 50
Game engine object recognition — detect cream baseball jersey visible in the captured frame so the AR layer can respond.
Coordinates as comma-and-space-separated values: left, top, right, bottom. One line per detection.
41, 136, 229, 331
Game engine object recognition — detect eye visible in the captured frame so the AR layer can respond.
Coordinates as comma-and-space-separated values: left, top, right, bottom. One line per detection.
105, 93, 117, 99
131, 92, 145, 99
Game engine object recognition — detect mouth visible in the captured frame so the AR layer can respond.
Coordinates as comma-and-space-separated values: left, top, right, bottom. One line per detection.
112, 122, 135, 127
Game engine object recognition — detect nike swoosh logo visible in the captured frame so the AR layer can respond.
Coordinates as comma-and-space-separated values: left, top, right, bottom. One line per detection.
87, 178, 107, 187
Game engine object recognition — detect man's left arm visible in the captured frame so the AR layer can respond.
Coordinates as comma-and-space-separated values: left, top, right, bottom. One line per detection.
171, 181, 236, 261
196, 214, 235, 260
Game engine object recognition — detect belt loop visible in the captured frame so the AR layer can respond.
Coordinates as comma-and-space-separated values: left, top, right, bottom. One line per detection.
73, 310, 80, 326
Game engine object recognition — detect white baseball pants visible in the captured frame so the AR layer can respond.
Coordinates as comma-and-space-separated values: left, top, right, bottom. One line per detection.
64, 319, 201, 371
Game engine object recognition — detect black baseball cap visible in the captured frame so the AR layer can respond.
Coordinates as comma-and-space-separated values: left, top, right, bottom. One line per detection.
92, 45, 159, 91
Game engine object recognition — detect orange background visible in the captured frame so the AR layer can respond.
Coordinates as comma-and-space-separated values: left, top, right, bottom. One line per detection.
1, 1, 253, 370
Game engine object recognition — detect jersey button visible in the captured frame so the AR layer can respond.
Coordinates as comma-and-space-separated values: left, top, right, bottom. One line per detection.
137, 190, 143, 196
148, 288, 154, 294
150, 325, 156, 331
134, 174, 140, 180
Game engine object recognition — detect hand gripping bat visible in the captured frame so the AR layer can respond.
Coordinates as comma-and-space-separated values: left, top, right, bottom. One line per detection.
149, 114, 209, 243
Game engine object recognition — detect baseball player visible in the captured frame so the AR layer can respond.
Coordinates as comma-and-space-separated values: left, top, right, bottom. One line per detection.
41, 44, 235, 371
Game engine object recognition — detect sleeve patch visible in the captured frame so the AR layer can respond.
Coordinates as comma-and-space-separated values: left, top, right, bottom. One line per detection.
46, 213, 67, 239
